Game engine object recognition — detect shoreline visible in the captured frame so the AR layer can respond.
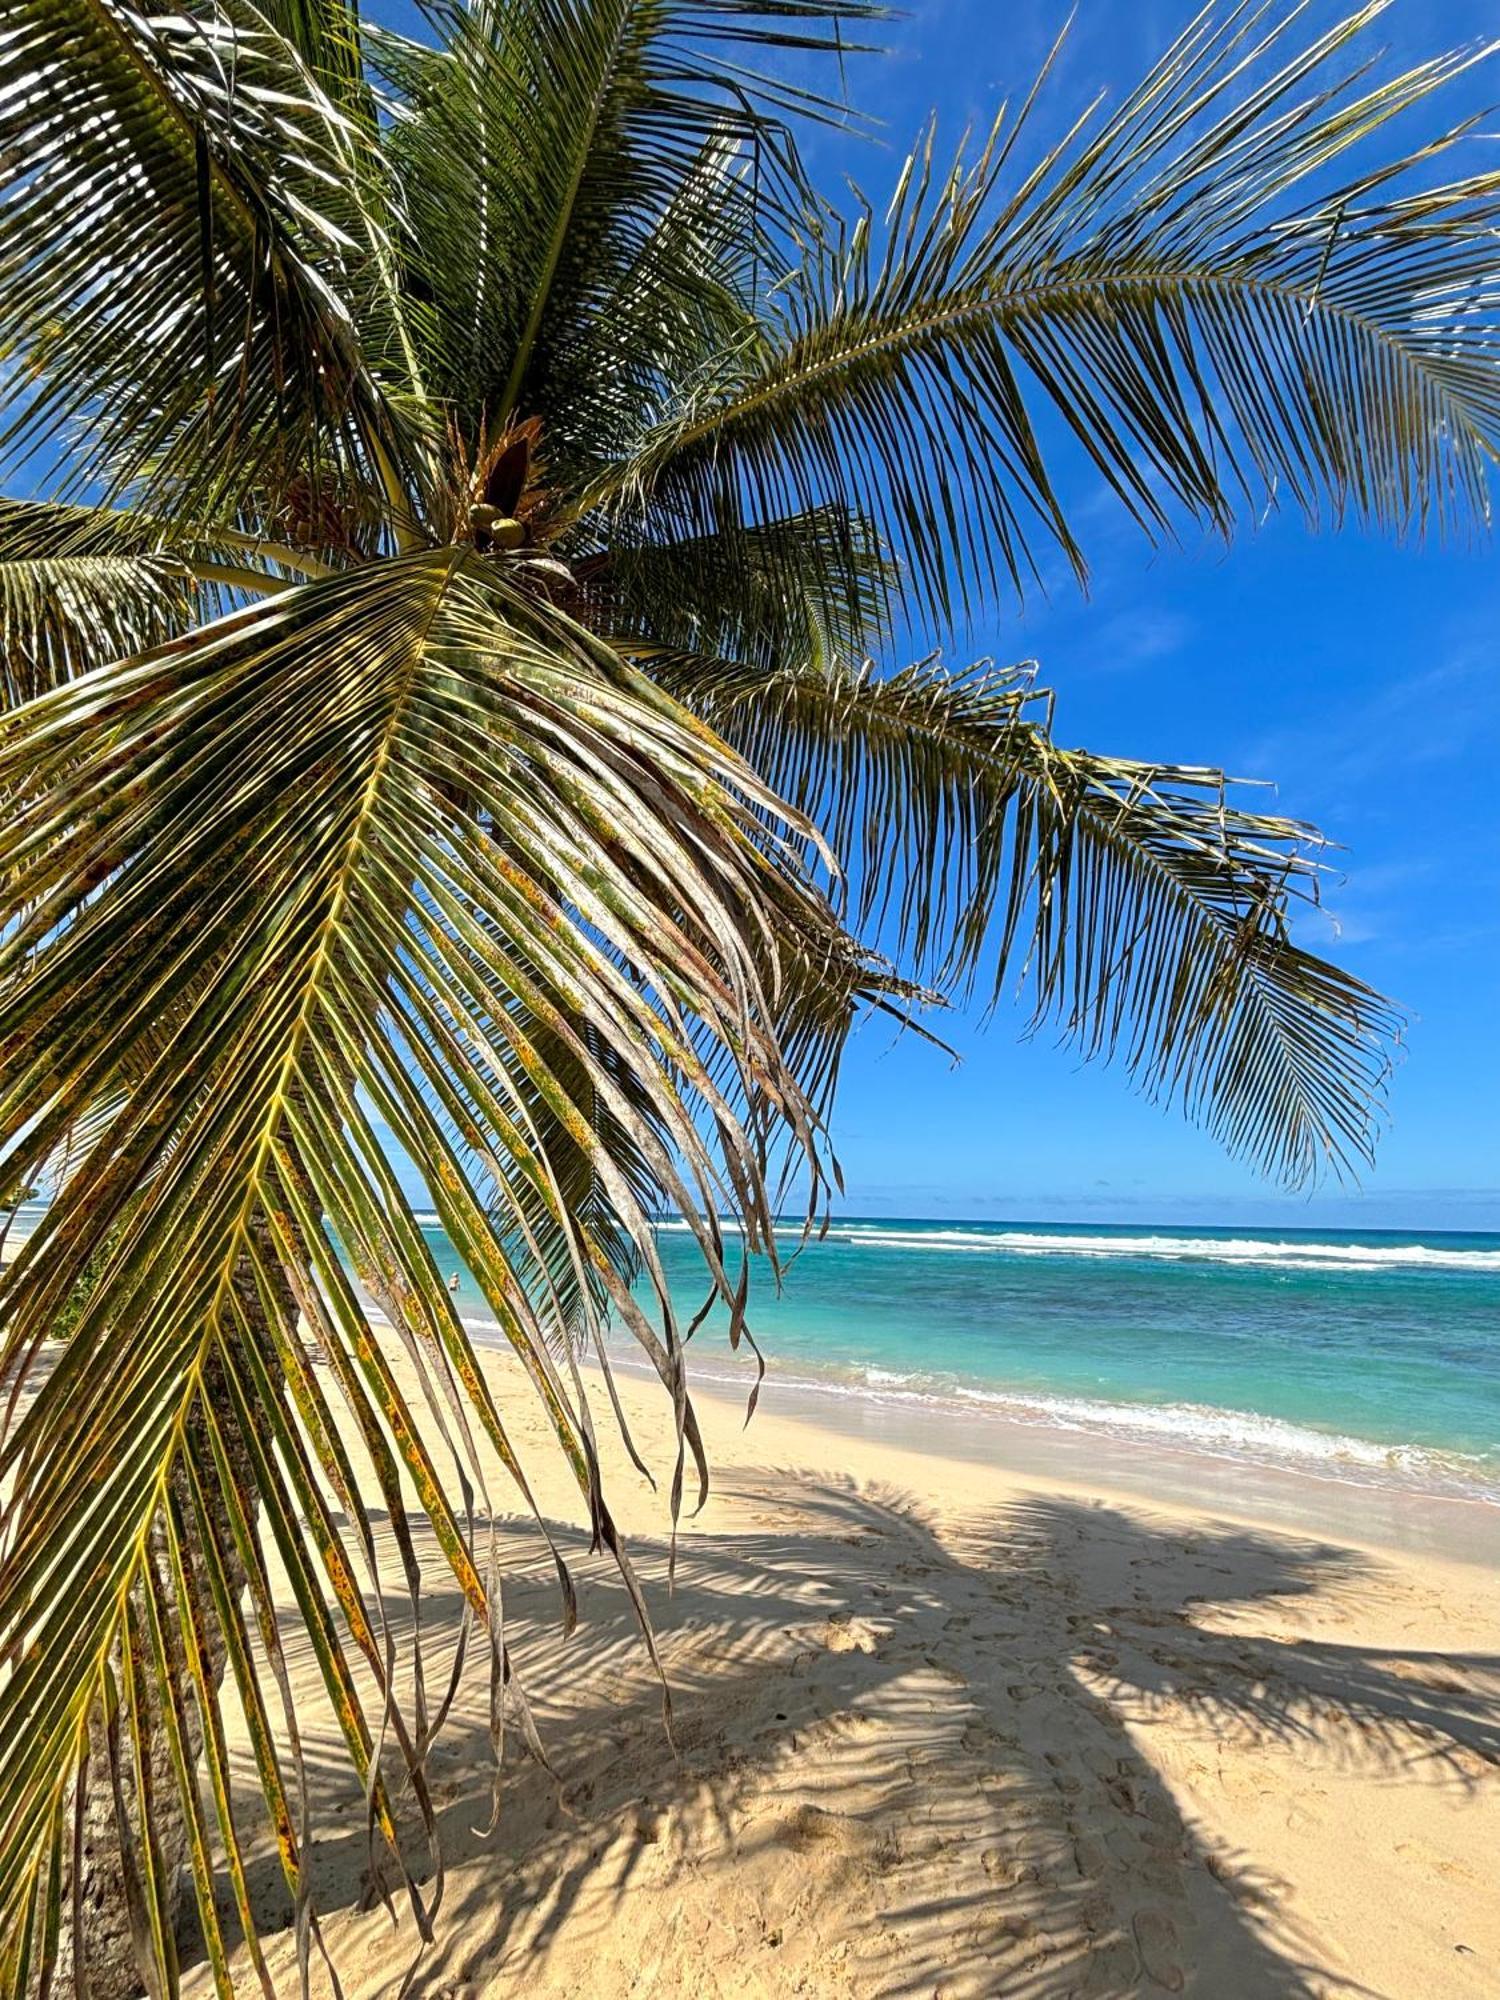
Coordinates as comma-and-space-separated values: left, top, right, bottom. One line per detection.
12, 1208, 1500, 1535
442, 1215, 1500, 1532
707, 1363, 1500, 1569
521, 1333, 1500, 1571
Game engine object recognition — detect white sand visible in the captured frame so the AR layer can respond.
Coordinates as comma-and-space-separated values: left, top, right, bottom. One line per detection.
177, 1344, 1500, 1998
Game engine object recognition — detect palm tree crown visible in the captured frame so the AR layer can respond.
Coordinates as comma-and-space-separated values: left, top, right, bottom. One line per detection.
1, 0, 1497, 1989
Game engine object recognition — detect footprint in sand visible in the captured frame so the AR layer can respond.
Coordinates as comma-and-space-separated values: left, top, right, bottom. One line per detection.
1070, 1824, 1111, 1879
960, 1720, 1016, 1756
1394, 1838, 1479, 1886
770, 1802, 862, 1854
1132, 1909, 1186, 1992
1140, 1857, 1186, 1898
1082, 1936, 1142, 1995
820, 1614, 883, 1655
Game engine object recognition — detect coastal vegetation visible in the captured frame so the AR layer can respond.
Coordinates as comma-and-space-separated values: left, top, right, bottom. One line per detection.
2, 0, 1498, 1990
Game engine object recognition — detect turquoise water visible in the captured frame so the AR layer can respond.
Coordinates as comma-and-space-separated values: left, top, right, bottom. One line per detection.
415, 1215, 1500, 1498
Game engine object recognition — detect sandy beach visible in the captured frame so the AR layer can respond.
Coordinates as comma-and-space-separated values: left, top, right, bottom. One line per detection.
179, 1338, 1500, 2000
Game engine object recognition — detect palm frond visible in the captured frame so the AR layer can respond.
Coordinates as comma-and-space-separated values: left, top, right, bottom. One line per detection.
259, 0, 375, 128
583, 502, 892, 666
0, 0, 426, 525
0, 499, 203, 705
0, 553, 855, 1985
371, 0, 883, 474
0, 493, 352, 704
655, 648, 1399, 1184
582, 2, 1500, 628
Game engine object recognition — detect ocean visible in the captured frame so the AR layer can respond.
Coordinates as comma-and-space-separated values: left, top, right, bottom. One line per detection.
413, 1214, 1500, 1502
14, 1204, 1497, 1501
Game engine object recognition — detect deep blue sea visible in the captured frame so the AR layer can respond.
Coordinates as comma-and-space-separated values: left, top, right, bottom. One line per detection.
416, 1214, 1500, 1499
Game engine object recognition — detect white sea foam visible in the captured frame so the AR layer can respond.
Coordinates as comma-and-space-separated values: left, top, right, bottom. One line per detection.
947, 1385, 1448, 1473
434, 1300, 1499, 1500
647, 1215, 1500, 1272
632, 1350, 1497, 1497
798, 1224, 1499, 1274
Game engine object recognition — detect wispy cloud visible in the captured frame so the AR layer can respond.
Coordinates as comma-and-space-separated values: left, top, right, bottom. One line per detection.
1087, 606, 1195, 671
1296, 859, 1436, 952
1238, 633, 1499, 815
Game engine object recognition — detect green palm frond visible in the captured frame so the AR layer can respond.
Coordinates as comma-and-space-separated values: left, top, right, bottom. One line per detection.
0, 0, 425, 525
260, 0, 374, 127
582, 1, 1500, 627
0, 495, 351, 702
372, 0, 882, 473
586, 503, 892, 666
0, 500, 199, 705
0, 553, 856, 1983
486, 1006, 667, 1350
654, 649, 1397, 1183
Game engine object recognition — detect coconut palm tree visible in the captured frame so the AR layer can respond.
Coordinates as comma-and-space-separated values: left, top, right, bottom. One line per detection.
1, 0, 1496, 1990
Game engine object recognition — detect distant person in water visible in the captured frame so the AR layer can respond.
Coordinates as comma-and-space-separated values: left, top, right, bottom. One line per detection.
449, 1273, 460, 1292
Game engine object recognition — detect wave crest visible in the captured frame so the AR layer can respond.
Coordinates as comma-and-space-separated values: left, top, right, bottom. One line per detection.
806, 1225, 1498, 1274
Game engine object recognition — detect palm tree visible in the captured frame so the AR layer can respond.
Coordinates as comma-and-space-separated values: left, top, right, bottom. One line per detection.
1, 0, 1496, 1990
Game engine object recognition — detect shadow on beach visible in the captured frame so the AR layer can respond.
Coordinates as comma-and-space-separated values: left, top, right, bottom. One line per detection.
210, 1478, 1500, 1999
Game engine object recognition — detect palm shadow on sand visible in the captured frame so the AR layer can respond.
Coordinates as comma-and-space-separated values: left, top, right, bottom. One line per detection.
218, 1477, 1500, 1999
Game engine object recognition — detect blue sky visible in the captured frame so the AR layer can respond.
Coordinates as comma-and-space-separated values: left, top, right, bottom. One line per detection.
774, 1, 1500, 1228
106, 0, 1492, 1234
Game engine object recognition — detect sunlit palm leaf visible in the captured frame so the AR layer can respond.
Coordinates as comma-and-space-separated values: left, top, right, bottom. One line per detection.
654, 649, 1397, 1182
0, 0, 424, 524
260, 0, 374, 128
370, 0, 881, 473
0, 499, 203, 704
586, 503, 891, 667
0, 495, 327, 709
582, 2, 1500, 628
